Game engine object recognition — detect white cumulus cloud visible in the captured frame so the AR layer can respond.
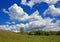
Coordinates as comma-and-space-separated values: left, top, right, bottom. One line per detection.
21, 0, 59, 7
43, 20, 60, 31
2, 8, 9, 13
43, 5, 60, 16
28, 10, 43, 21
3, 3, 29, 21
8, 3, 29, 21
2, 3, 60, 32
0, 19, 60, 32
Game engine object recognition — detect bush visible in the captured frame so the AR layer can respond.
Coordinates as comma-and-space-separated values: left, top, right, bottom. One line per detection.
56, 31, 60, 35
28, 30, 60, 36
28, 30, 49, 35
28, 30, 37, 35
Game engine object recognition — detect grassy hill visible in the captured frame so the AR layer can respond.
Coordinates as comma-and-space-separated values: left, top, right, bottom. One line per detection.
0, 30, 60, 42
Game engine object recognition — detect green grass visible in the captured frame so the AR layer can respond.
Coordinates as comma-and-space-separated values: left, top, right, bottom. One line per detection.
0, 30, 60, 42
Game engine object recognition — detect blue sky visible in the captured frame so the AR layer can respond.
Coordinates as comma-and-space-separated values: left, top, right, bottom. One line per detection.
0, 0, 60, 32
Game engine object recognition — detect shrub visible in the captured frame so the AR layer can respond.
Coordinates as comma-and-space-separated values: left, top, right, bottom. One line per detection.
28, 30, 60, 36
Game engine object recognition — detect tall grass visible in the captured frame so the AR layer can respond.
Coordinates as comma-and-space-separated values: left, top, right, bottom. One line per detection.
0, 30, 60, 42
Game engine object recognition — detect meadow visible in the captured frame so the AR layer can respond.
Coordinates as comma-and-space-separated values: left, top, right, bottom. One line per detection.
0, 30, 60, 42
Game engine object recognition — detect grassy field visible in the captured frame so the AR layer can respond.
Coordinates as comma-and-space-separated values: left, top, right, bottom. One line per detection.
0, 30, 60, 42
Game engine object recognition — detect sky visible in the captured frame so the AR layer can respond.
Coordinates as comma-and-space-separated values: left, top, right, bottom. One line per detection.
0, 0, 60, 32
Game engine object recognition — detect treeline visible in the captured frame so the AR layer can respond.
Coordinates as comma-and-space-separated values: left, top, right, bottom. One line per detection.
28, 30, 60, 36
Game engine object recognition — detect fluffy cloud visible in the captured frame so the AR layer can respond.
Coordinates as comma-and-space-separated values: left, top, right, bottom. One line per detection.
0, 19, 60, 32
5, 21, 15, 24
3, 3, 44, 22
0, 24, 24, 32
44, 0, 59, 4
3, 3, 29, 21
2, 3, 60, 32
2, 8, 9, 13
21, 0, 26, 5
2, 7, 60, 32
28, 11, 43, 21
21, 0, 59, 7
8, 4, 29, 21
43, 5, 60, 16
0, 25, 10, 30
43, 20, 60, 31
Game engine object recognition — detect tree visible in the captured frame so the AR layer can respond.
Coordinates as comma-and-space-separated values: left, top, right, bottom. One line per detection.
28, 30, 37, 35
20, 27, 24, 34
56, 31, 60, 35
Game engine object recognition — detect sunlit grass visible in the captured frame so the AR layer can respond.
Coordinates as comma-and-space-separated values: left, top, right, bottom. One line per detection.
0, 30, 60, 42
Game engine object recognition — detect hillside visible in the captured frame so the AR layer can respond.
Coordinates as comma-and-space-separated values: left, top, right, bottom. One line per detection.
0, 30, 60, 42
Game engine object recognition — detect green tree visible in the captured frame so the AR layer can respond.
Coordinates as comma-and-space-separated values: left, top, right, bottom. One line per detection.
56, 31, 60, 35
20, 27, 24, 34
